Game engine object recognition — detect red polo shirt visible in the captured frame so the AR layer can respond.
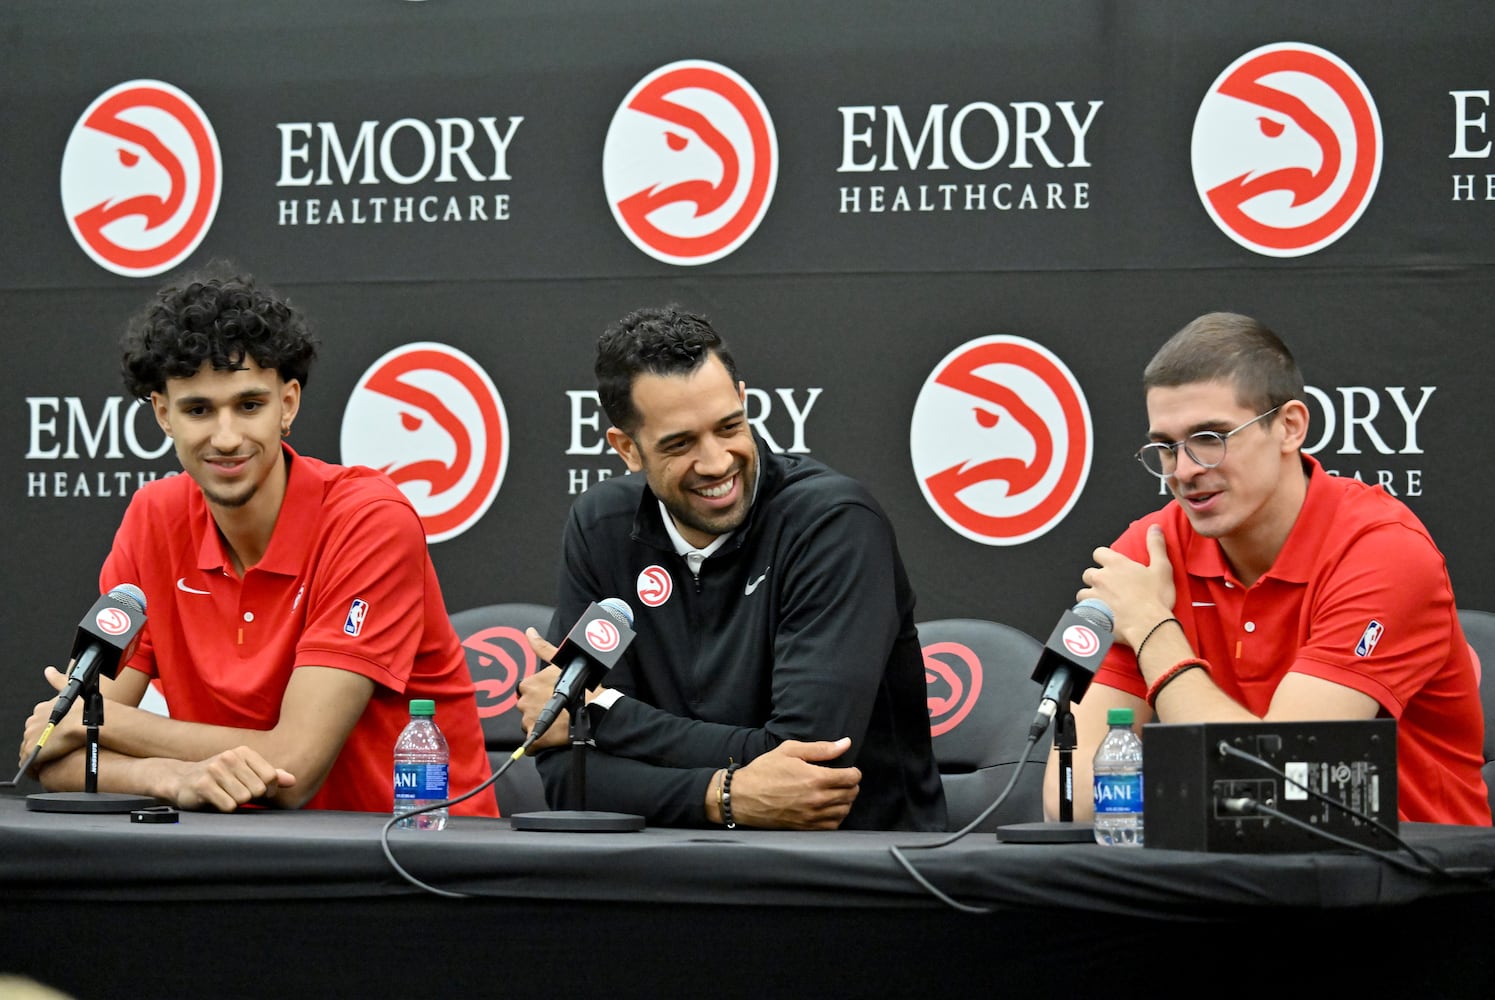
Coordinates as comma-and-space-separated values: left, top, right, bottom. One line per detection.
100, 446, 497, 816
1094, 455, 1489, 825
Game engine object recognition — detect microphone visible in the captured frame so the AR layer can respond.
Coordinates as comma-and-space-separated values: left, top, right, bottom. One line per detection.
1028, 597, 1114, 741
521, 598, 636, 751
23, 584, 148, 767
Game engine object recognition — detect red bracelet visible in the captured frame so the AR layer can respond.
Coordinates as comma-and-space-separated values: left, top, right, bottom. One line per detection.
1146, 657, 1210, 709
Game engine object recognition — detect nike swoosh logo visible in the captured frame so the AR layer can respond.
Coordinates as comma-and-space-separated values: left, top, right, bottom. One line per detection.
177, 578, 211, 595
1192, 601, 1215, 607
744, 569, 770, 596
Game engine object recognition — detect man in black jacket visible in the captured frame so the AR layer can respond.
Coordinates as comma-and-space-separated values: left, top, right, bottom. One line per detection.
517, 305, 946, 830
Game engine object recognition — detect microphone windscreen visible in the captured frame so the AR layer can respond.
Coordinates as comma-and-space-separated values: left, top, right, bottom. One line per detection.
599, 597, 634, 628
1073, 598, 1113, 634
109, 583, 147, 615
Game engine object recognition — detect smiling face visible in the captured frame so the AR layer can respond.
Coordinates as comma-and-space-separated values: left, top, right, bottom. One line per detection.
153, 358, 299, 519
1145, 378, 1309, 572
606, 352, 758, 549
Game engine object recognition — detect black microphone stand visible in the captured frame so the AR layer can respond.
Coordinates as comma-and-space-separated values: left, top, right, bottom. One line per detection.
566, 688, 592, 811
1056, 708, 1076, 823
84, 686, 104, 794
995, 696, 1096, 844
27, 677, 156, 814
509, 688, 645, 832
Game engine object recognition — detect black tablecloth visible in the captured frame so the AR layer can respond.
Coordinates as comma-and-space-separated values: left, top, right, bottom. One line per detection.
2, 797, 1493, 998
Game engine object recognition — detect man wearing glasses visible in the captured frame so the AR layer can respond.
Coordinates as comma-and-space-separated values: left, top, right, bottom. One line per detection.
1044, 312, 1490, 825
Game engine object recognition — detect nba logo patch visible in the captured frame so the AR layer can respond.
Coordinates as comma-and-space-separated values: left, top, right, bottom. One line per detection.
1355, 619, 1384, 657
345, 599, 370, 637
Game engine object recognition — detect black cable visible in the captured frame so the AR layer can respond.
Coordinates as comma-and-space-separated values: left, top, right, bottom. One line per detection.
4, 744, 45, 788
887, 732, 1044, 914
1214, 741, 1495, 886
378, 747, 525, 899
1218, 796, 1449, 876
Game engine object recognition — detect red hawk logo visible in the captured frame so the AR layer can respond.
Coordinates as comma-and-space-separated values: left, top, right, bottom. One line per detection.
60, 80, 221, 277
924, 640, 984, 738
1192, 43, 1381, 256
341, 343, 509, 543
602, 60, 778, 265
910, 336, 1092, 545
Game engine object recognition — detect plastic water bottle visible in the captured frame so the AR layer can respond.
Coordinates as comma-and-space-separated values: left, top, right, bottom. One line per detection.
1093, 706, 1143, 847
393, 699, 449, 830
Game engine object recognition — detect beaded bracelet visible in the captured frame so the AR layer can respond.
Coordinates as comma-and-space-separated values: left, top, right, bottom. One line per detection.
1135, 616, 1182, 665
1146, 657, 1210, 709
721, 759, 740, 829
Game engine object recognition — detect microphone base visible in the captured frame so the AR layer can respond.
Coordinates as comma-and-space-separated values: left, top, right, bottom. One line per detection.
508, 809, 646, 832
27, 791, 160, 814
995, 820, 1097, 844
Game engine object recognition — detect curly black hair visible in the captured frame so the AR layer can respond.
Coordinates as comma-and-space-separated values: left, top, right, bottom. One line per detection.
120, 267, 319, 399
595, 304, 741, 436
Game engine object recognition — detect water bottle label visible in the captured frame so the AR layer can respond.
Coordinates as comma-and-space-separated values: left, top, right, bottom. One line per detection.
394, 762, 449, 802
1093, 773, 1143, 814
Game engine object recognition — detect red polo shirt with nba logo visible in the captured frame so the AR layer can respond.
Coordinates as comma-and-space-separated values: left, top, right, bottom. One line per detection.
100, 445, 497, 816
1093, 455, 1489, 825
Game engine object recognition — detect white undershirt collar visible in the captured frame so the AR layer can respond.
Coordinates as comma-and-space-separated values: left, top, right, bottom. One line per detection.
657, 458, 761, 577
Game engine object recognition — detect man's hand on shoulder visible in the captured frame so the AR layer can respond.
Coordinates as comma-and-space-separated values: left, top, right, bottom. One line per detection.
715, 737, 861, 830
1081, 524, 1178, 647
159, 746, 296, 811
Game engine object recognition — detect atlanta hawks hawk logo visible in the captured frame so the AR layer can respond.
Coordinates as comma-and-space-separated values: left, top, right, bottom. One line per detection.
1192, 43, 1382, 257
602, 60, 778, 266
636, 566, 673, 608
460, 623, 538, 722
910, 336, 1093, 546
924, 640, 984, 739
59, 80, 221, 277
340, 343, 509, 543
1062, 624, 1101, 658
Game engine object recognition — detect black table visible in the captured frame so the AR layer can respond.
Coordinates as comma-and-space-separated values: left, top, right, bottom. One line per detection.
2, 796, 1492, 998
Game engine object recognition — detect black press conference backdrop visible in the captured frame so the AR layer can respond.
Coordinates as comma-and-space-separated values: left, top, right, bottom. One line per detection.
3, 1, 1493, 737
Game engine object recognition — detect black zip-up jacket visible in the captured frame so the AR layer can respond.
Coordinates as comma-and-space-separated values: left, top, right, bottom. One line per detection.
537, 440, 947, 831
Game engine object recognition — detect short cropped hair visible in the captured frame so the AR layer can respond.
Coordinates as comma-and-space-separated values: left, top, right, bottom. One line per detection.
595, 304, 741, 436
121, 267, 319, 399
1143, 312, 1303, 413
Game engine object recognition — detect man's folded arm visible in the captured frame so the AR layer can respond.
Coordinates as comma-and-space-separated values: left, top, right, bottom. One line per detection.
532, 745, 716, 826
77, 666, 372, 808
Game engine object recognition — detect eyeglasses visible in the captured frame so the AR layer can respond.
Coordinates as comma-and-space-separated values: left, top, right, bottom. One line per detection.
1135, 405, 1281, 479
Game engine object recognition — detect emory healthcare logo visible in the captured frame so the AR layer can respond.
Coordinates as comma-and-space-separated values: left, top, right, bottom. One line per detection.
1192, 43, 1382, 257
340, 343, 508, 543
923, 640, 983, 739
602, 60, 778, 265
910, 336, 1093, 546
59, 80, 222, 277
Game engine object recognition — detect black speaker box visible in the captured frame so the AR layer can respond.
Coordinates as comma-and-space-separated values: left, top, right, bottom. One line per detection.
1142, 718, 1398, 853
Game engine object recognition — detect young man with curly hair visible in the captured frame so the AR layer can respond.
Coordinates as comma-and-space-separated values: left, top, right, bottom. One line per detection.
19, 269, 496, 816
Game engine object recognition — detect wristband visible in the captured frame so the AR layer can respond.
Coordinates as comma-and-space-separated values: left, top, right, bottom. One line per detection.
1134, 616, 1181, 665
721, 758, 740, 830
1146, 657, 1210, 709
